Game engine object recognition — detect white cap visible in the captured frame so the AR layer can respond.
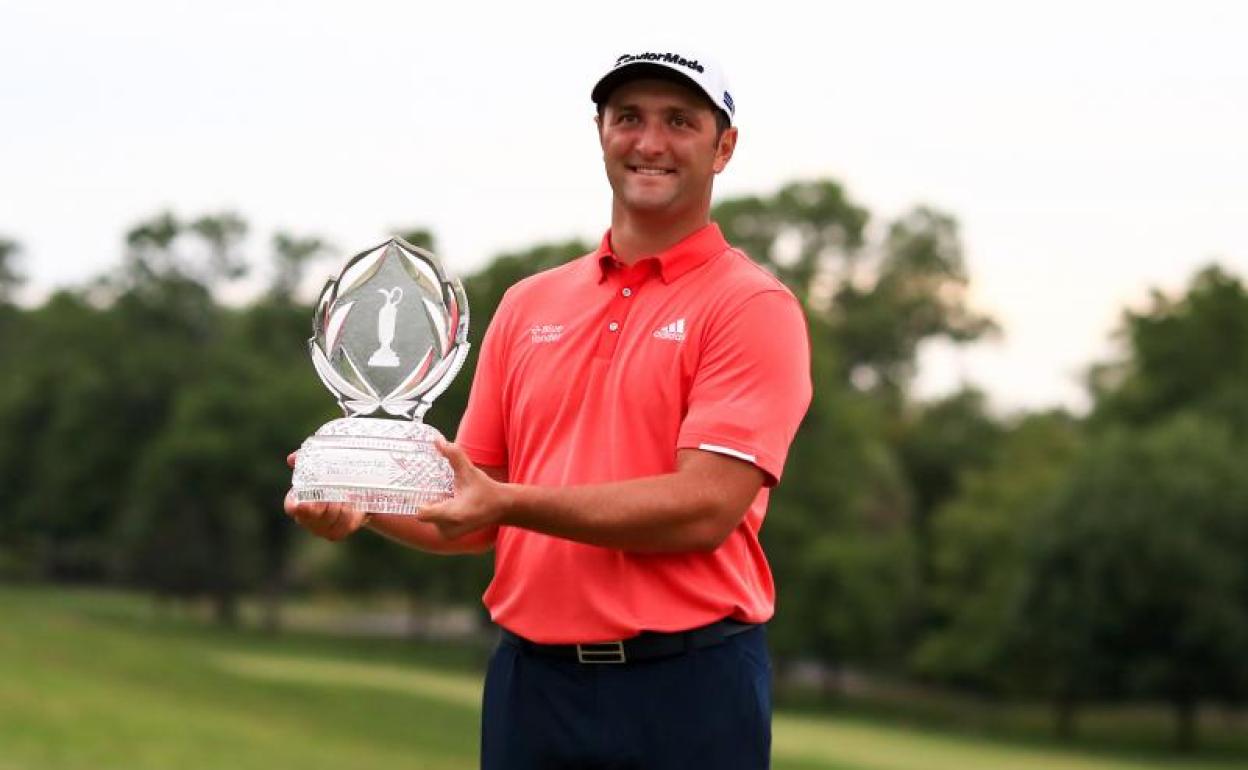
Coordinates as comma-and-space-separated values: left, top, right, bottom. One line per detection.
591, 50, 735, 124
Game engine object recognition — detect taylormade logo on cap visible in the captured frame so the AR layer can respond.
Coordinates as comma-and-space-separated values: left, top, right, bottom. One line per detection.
614, 52, 706, 75
591, 48, 736, 124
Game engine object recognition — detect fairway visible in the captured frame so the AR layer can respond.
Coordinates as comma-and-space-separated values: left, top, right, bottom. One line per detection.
0, 588, 1241, 770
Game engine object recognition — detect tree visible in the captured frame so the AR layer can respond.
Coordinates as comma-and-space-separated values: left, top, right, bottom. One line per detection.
911, 412, 1079, 692
0, 236, 23, 304
1012, 415, 1248, 749
1090, 265, 1248, 435
121, 210, 249, 292
269, 231, 330, 302
715, 186, 996, 398
118, 365, 269, 625
894, 388, 1004, 639
187, 212, 249, 284
5, 291, 133, 580
713, 179, 869, 301
834, 207, 998, 398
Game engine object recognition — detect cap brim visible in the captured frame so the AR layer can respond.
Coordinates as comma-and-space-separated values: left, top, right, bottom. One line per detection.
591, 62, 710, 110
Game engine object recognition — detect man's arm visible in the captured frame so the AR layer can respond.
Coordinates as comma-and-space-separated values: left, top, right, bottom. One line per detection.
418, 441, 764, 553
282, 452, 503, 554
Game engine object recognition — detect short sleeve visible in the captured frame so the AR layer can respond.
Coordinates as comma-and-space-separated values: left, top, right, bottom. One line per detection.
676, 289, 812, 486
455, 296, 513, 469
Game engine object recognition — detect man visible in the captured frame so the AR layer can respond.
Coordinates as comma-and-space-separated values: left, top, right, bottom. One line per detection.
286, 49, 811, 769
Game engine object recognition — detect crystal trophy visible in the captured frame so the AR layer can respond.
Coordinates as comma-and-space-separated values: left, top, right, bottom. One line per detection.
291, 237, 469, 514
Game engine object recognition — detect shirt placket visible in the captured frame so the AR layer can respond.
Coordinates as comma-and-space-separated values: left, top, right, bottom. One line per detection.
593, 261, 653, 360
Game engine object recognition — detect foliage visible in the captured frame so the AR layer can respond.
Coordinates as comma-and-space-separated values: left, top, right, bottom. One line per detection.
1090, 265, 1248, 434
912, 412, 1080, 689
1012, 414, 1248, 749
716, 184, 996, 396
0, 235, 23, 304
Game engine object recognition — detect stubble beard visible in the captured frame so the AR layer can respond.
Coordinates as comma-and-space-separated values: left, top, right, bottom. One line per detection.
609, 167, 686, 217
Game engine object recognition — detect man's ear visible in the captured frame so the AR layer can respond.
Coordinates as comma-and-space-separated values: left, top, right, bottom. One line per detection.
713, 126, 738, 174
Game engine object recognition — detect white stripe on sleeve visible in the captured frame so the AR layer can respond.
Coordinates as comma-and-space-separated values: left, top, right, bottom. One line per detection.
697, 443, 757, 464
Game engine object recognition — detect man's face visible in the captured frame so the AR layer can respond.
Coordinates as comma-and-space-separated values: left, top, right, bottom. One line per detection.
597, 78, 737, 218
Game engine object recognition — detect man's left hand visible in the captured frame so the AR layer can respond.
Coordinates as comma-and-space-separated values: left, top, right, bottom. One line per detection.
419, 440, 510, 540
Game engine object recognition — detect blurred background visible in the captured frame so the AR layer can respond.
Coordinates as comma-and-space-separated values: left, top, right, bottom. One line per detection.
2, 2, 1247, 768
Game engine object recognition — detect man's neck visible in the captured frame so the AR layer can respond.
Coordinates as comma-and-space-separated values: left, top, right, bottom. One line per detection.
608, 205, 711, 265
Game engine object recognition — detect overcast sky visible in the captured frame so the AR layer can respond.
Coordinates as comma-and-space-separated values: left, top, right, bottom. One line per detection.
3, 1, 1246, 413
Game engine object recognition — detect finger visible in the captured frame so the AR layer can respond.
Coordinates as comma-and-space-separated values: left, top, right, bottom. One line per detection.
287, 451, 299, 469
285, 491, 326, 523
283, 490, 300, 517
297, 502, 337, 536
289, 504, 317, 526
326, 509, 362, 541
337, 507, 375, 540
434, 440, 474, 477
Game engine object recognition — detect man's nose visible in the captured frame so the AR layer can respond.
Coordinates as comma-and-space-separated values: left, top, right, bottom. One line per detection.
634, 121, 667, 156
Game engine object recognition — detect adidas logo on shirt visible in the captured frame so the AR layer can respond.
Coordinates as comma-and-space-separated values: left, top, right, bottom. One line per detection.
653, 318, 686, 342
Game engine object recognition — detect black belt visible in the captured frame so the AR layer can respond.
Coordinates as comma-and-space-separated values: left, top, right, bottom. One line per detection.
499, 619, 757, 664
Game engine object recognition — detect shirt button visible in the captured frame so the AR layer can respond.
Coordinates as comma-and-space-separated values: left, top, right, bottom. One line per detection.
608, 322, 620, 332
622, 288, 633, 298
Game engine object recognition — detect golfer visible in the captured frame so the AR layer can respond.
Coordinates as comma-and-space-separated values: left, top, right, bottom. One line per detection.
287, 48, 812, 769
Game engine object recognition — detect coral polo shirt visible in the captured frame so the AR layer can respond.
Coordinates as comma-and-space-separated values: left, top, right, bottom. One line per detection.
455, 223, 812, 644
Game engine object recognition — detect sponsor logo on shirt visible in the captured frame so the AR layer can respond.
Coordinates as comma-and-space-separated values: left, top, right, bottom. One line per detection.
530, 324, 564, 344
653, 318, 686, 342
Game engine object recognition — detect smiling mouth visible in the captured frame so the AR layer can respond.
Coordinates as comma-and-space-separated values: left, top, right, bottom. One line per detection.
628, 165, 676, 176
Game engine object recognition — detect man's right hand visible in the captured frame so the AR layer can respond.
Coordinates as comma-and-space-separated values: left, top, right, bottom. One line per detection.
284, 451, 371, 542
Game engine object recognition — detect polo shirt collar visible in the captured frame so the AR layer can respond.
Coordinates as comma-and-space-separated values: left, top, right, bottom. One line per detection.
593, 222, 729, 284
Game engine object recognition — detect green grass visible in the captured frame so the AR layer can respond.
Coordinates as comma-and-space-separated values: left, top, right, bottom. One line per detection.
0, 586, 1244, 770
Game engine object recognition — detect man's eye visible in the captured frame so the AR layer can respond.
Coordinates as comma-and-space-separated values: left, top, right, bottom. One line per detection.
671, 115, 689, 127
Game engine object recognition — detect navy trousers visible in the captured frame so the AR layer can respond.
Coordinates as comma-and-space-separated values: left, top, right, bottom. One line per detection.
480, 625, 772, 770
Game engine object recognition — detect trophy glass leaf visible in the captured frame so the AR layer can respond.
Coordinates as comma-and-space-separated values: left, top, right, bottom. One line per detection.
338, 243, 389, 294
311, 344, 375, 406
385, 346, 436, 404
386, 344, 441, 401
314, 277, 335, 329
338, 348, 380, 402
421, 296, 450, 358
398, 245, 443, 296
325, 300, 355, 354
447, 287, 463, 338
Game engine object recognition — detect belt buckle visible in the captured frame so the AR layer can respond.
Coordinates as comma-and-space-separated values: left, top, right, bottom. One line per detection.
576, 640, 626, 664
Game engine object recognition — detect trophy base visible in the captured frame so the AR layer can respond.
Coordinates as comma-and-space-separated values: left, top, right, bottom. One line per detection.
291, 418, 454, 515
